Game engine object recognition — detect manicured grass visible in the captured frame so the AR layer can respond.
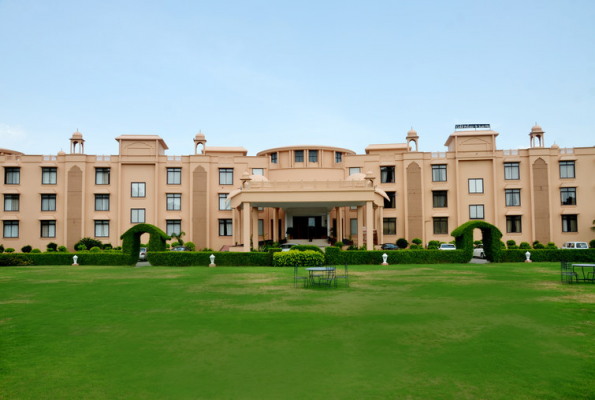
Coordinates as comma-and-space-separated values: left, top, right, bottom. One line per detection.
1, 263, 594, 399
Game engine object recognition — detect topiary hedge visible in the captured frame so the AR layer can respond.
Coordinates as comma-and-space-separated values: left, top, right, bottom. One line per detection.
292, 245, 324, 254
451, 221, 502, 262
147, 251, 270, 267
499, 249, 595, 263
0, 252, 134, 266
120, 223, 170, 265
325, 246, 469, 265
273, 250, 325, 267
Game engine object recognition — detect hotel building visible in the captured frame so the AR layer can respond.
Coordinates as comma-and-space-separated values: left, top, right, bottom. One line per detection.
1, 124, 594, 252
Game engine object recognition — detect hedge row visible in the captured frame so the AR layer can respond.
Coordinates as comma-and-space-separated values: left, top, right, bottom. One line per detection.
499, 249, 595, 263
147, 251, 271, 267
0, 252, 135, 266
273, 250, 325, 267
325, 247, 471, 265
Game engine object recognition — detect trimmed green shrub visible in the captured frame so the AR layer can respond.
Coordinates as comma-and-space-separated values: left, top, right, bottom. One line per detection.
506, 240, 516, 249
0, 252, 134, 266
31, 249, 42, 253
519, 242, 531, 250
77, 244, 87, 251
46, 242, 58, 252
21, 245, 32, 253
396, 238, 408, 249
410, 244, 422, 250
89, 246, 101, 252
292, 245, 324, 254
0, 255, 33, 266
103, 243, 113, 251
5, 248, 15, 253
74, 237, 103, 251
273, 250, 324, 267
120, 223, 170, 265
534, 242, 545, 249
335, 241, 344, 248
451, 221, 502, 262
0, 244, 3, 253
546, 242, 557, 250
58, 246, 68, 252
590, 239, 595, 249
412, 238, 422, 245
184, 241, 196, 251
326, 248, 469, 265
148, 251, 270, 267
499, 249, 595, 263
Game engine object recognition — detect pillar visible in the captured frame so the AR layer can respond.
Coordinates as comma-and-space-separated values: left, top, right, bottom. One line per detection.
378, 206, 384, 245
357, 206, 364, 248
273, 207, 279, 242
243, 203, 251, 252
252, 207, 259, 250
366, 201, 373, 250
233, 207, 240, 246
338, 207, 344, 242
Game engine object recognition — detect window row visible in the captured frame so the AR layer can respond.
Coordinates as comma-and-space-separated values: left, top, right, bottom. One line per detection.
3, 220, 56, 238
3, 167, 57, 185
430, 161, 576, 183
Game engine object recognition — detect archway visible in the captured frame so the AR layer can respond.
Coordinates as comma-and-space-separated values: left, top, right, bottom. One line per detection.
451, 221, 503, 262
120, 223, 171, 263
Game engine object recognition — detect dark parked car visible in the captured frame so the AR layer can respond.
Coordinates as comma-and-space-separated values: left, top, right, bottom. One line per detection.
381, 243, 399, 250
171, 246, 190, 252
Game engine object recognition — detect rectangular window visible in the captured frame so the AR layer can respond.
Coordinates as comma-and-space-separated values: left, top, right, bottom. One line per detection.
433, 217, 448, 234
505, 189, 521, 207
219, 168, 233, 185
95, 194, 110, 211
295, 150, 304, 163
384, 191, 396, 209
219, 219, 232, 236
381, 166, 395, 183
166, 220, 181, 236
258, 219, 264, 236
167, 193, 181, 211
469, 204, 484, 219
95, 220, 109, 237
562, 215, 578, 232
41, 194, 56, 211
3, 221, 19, 238
309, 150, 318, 163
167, 168, 181, 185
42, 167, 57, 184
335, 152, 342, 163
383, 218, 396, 235
4, 167, 20, 185
349, 167, 361, 176
131, 208, 145, 223
95, 168, 110, 185
350, 218, 357, 234
131, 182, 146, 197
271, 153, 278, 164
4, 194, 19, 211
433, 191, 447, 208
218, 193, 231, 210
468, 179, 484, 193
506, 216, 522, 233
41, 220, 56, 238
432, 165, 447, 182
252, 168, 264, 176
560, 161, 575, 179
561, 187, 576, 205
504, 162, 520, 180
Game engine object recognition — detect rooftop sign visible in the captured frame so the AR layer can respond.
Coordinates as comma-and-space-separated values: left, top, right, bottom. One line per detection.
455, 124, 491, 130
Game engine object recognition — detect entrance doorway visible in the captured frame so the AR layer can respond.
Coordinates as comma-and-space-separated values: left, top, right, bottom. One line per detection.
292, 216, 325, 240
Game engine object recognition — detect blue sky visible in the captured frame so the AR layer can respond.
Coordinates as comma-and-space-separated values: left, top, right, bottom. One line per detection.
1, 0, 593, 157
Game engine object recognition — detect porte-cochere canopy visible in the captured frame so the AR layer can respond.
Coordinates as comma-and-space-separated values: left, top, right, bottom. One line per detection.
451, 221, 503, 262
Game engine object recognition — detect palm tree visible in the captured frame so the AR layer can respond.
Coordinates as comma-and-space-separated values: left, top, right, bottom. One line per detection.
170, 231, 186, 247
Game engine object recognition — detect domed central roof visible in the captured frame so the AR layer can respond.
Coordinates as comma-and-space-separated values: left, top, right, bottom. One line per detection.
531, 124, 543, 133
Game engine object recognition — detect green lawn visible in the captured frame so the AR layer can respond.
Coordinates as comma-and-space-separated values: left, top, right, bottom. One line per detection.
1, 263, 594, 399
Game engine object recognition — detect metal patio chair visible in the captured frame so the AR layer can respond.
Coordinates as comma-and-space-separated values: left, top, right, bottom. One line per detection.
334, 262, 349, 287
560, 260, 578, 284
294, 265, 309, 288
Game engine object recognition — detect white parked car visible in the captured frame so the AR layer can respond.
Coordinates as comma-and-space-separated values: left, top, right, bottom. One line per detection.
561, 242, 588, 249
280, 243, 298, 252
439, 243, 456, 251
473, 244, 486, 259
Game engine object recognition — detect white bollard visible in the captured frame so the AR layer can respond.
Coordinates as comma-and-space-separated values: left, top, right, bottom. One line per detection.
209, 254, 216, 268
382, 253, 388, 266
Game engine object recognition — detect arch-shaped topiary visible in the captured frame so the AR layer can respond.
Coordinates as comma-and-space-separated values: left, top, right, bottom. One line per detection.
451, 221, 503, 262
120, 223, 171, 264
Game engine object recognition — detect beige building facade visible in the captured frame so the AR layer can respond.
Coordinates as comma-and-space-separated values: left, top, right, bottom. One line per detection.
1, 124, 594, 252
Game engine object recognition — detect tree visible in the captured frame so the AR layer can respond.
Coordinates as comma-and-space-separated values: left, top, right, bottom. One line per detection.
170, 231, 186, 247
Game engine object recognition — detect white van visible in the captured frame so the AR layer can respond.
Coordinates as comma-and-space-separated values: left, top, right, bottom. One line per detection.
561, 242, 588, 249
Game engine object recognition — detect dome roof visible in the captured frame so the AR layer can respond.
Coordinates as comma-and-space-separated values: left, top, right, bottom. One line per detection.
531, 124, 543, 133
195, 132, 205, 141
58, 150, 66, 155
407, 128, 418, 137
551, 143, 559, 149
71, 130, 83, 139
250, 174, 268, 182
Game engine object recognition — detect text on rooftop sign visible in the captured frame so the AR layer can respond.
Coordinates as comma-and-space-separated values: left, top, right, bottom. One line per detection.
455, 124, 491, 129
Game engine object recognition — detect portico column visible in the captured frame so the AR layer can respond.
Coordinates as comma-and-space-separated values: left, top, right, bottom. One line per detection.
378, 206, 384, 245
337, 207, 344, 242
357, 206, 364, 248
243, 203, 251, 252
252, 207, 259, 250
273, 207, 279, 242
233, 207, 240, 246
366, 201, 374, 250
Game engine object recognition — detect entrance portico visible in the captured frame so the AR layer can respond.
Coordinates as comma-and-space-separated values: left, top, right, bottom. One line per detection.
229, 175, 389, 252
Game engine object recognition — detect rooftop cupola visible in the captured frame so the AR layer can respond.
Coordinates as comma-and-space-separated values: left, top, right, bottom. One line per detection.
70, 130, 85, 154
194, 131, 206, 154
529, 123, 545, 148
406, 127, 419, 151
